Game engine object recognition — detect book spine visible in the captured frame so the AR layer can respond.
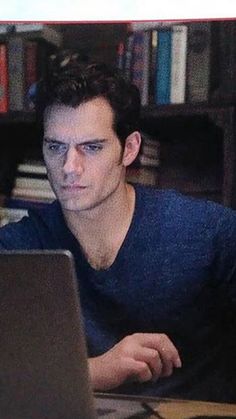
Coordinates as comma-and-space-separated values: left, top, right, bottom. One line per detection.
0, 44, 8, 113
139, 154, 160, 168
186, 22, 212, 103
126, 166, 159, 186
155, 30, 172, 105
17, 162, 47, 175
131, 31, 151, 106
131, 31, 145, 97
116, 41, 125, 71
8, 37, 25, 111
0, 207, 28, 226
124, 33, 134, 80
12, 187, 55, 200
129, 21, 175, 32
218, 21, 236, 101
170, 25, 188, 104
24, 41, 38, 111
149, 30, 158, 104
141, 31, 151, 106
15, 176, 52, 191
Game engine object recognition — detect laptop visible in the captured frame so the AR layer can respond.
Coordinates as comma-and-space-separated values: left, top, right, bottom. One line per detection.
0, 250, 156, 419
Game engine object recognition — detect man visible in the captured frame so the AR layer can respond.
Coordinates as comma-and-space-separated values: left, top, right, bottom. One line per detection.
0, 63, 236, 403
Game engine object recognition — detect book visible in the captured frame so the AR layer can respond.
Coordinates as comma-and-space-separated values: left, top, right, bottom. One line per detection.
14, 177, 53, 191
170, 25, 188, 104
219, 20, 236, 102
0, 44, 8, 113
7, 37, 25, 111
25, 41, 38, 111
149, 30, 158, 104
12, 187, 55, 201
131, 30, 151, 106
15, 24, 62, 48
7, 36, 55, 112
124, 32, 134, 80
0, 207, 28, 226
17, 162, 47, 176
141, 31, 151, 106
155, 29, 172, 104
142, 143, 160, 159
0, 24, 14, 34
128, 21, 178, 32
139, 154, 160, 168
141, 132, 160, 159
117, 41, 125, 70
126, 167, 159, 186
5, 197, 49, 211
186, 22, 213, 103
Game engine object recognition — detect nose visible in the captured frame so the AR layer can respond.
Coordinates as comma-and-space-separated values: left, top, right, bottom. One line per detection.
63, 147, 84, 176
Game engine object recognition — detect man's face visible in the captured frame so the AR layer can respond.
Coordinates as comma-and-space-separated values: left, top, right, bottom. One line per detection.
43, 97, 133, 213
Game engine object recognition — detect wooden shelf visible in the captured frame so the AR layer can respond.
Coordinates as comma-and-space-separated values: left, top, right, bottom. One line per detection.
141, 103, 235, 119
0, 112, 35, 124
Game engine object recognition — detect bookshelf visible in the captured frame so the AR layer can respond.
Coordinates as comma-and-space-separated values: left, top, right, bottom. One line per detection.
0, 23, 60, 214
60, 21, 236, 209
141, 104, 236, 207
0, 20, 236, 224
123, 19, 236, 209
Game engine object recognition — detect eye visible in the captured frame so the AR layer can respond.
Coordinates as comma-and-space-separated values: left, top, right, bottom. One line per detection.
45, 142, 68, 154
82, 143, 103, 153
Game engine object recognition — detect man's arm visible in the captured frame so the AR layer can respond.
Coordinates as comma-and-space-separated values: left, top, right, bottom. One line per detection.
88, 332, 181, 391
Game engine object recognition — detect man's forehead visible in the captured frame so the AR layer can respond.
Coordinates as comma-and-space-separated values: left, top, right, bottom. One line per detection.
44, 97, 114, 121
43, 100, 117, 143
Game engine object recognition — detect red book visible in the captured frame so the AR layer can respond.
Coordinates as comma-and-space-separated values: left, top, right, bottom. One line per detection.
0, 44, 8, 113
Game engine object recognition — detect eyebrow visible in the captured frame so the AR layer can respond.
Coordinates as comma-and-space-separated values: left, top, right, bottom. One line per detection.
43, 138, 107, 145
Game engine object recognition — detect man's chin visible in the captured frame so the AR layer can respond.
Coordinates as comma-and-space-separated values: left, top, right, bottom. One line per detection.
59, 197, 83, 212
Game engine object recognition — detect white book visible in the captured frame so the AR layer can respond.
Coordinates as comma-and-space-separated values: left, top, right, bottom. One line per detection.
12, 187, 55, 201
170, 25, 188, 104
15, 177, 52, 191
139, 154, 160, 167
0, 208, 28, 226
141, 132, 159, 146
142, 143, 160, 159
17, 163, 47, 175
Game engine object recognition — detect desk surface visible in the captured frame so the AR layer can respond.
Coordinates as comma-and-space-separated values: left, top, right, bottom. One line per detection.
95, 393, 236, 418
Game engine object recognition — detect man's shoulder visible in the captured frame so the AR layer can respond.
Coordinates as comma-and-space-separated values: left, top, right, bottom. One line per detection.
134, 184, 236, 231
0, 200, 62, 250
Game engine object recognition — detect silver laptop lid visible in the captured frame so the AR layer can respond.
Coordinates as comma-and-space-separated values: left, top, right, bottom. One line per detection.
0, 250, 96, 419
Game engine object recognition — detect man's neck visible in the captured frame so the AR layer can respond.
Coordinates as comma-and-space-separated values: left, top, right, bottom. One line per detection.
63, 182, 135, 243
62, 182, 135, 270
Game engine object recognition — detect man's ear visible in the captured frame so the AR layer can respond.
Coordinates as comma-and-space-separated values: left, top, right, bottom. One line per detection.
122, 131, 142, 167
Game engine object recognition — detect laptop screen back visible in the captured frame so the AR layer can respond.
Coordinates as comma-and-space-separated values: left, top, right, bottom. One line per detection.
0, 250, 96, 419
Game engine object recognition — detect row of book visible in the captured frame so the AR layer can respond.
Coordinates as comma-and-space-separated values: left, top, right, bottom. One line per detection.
117, 21, 219, 106
0, 24, 61, 113
0, 161, 55, 226
12, 161, 55, 202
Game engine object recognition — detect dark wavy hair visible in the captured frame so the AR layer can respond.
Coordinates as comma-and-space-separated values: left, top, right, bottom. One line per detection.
39, 62, 141, 148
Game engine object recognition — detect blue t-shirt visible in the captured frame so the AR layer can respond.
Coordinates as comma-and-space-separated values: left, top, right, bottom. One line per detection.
1, 184, 236, 403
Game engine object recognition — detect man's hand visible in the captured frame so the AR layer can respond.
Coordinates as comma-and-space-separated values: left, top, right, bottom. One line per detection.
88, 333, 182, 391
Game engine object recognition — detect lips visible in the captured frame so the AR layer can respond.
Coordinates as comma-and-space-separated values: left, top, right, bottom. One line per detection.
62, 185, 86, 189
